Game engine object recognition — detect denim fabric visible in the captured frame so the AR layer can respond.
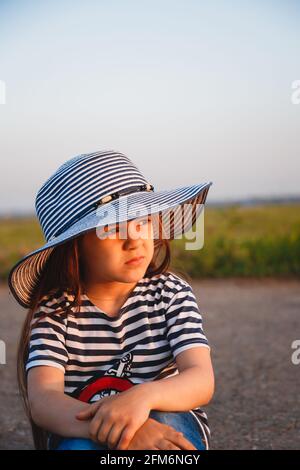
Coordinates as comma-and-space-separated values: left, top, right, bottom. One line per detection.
51, 410, 206, 450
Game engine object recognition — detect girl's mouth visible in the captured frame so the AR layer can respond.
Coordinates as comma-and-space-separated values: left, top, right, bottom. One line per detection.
125, 256, 145, 266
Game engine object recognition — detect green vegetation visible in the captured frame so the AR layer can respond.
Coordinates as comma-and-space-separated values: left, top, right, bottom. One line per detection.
171, 204, 300, 278
0, 216, 43, 282
1, 204, 300, 282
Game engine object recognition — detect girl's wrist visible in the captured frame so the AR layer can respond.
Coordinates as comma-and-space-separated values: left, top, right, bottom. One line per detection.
132, 381, 158, 410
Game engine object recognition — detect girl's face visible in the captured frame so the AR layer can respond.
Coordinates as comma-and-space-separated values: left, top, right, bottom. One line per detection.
79, 215, 154, 285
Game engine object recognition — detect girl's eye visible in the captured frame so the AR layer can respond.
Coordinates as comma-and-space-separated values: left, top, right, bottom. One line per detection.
102, 217, 151, 236
135, 217, 151, 229
103, 225, 117, 235
139, 216, 151, 225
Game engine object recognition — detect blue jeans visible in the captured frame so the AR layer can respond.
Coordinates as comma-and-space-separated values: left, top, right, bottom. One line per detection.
51, 410, 207, 450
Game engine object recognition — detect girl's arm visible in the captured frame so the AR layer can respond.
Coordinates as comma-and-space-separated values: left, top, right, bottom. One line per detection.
28, 347, 214, 445
144, 346, 215, 411
27, 366, 92, 439
74, 346, 214, 450
28, 366, 198, 451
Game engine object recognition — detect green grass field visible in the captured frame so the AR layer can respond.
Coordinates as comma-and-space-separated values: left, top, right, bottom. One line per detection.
1, 204, 300, 281
172, 204, 300, 278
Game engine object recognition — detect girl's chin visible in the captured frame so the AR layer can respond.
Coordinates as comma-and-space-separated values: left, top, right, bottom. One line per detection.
120, 267, 147, 281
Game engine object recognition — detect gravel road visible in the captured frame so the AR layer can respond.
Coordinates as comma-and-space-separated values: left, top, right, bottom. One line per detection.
0, 278, 299, 449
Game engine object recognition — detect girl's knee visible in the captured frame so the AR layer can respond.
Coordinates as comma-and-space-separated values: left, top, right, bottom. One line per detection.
55, 437, 107, 450
149, 410, 176, 424
149, 410, 182, 427
148, 410, 207, 451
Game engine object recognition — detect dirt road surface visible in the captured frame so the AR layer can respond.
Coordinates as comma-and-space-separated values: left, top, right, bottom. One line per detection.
0, 278, 299, 449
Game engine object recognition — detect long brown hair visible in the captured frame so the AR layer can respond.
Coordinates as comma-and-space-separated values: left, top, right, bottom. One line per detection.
17, 220, 187, 449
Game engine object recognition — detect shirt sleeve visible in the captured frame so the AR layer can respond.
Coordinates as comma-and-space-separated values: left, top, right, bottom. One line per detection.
25, 305, 69, 374
165, 279, 210, 359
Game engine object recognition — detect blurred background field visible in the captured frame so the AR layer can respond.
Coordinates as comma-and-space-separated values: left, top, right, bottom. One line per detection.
172, 203, 300, 278
1, 202, 300, 283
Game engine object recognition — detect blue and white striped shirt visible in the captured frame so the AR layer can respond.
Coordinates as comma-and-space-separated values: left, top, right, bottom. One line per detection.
26, 271, 211, 448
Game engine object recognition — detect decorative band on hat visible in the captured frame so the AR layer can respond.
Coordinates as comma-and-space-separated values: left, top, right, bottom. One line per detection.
48, 183, 154, 242
96, 183, 154, 206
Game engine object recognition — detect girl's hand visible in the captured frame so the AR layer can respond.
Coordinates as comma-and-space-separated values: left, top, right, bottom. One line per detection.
75, 385, 152, 450
127, 417, 197, 450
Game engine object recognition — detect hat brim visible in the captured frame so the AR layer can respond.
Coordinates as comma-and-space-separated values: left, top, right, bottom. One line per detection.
8, 182, 212, 308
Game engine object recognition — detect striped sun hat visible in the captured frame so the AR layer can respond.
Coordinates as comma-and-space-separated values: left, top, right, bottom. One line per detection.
8, 150, 213, 308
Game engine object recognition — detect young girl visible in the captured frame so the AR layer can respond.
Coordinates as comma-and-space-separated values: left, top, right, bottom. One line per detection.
8, 150, 214, 451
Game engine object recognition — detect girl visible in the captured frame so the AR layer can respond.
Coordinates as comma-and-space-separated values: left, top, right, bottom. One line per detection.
8, 150, 214, 451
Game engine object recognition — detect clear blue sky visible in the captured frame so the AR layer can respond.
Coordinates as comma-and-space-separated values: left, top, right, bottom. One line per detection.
0, 0, 299, 214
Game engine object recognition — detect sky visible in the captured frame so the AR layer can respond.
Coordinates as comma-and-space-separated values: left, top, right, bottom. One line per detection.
0, 0, 299, 214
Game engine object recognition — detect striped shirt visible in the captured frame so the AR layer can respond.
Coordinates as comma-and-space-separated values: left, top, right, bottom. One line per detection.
26, 271, 211, 449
